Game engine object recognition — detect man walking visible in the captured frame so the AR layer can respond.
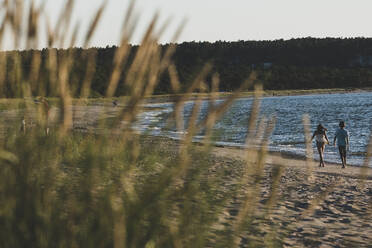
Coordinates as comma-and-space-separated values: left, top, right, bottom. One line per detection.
333, 121, 349, 168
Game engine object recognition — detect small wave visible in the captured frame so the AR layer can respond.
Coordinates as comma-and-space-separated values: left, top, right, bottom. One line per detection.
143, 102, 173, 109
349, 151, 367, 156
214, 141, 245, 148
272, 141, 305, 146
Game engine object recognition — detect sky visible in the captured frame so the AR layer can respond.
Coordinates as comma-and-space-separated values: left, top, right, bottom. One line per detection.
9, 0, 372, 48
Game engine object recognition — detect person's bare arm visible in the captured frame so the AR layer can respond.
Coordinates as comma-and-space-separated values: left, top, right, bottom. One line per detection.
325, 132, 330, 144
311, 131, 316, 141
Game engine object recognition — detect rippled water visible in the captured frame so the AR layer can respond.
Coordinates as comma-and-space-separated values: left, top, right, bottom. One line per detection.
1, 92, 371, 166
139, 92, 372, 166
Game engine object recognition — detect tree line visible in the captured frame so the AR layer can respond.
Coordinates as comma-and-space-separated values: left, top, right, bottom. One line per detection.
3, 37, 372, 97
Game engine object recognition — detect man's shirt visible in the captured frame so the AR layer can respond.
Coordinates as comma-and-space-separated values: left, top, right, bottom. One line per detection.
335, 128, 349, 146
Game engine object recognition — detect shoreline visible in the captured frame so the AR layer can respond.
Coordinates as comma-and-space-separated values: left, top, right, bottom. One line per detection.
212, 144, 372, 180
2, 87, 371, 105
144, 87, 372, 103
150, 135, 372, 180
164, 135, 367, 168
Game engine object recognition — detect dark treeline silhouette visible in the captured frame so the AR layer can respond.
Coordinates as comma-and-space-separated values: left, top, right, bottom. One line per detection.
3, 37, 372, 97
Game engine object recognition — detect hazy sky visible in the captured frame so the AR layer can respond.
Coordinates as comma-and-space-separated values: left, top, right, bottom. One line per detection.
25, 0, 372, 48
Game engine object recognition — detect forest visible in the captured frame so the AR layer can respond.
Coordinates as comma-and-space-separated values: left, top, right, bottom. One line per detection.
3, 37, 372, 97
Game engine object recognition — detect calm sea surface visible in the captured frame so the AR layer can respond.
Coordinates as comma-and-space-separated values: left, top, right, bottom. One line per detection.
139, 92, 372, 166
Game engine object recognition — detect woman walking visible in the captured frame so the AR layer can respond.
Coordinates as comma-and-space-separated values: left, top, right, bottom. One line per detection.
311, 124, 330, 167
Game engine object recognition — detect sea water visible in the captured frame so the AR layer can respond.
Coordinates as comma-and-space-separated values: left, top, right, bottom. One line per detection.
138, 92, 372, 167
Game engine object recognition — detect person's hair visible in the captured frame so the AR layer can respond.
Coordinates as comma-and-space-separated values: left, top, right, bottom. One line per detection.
317, 124, 327, 133
339, 121, 345, 128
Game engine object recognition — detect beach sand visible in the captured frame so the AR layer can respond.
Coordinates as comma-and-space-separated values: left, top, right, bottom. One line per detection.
147, 136, 372, 247
211, 146, 372, 247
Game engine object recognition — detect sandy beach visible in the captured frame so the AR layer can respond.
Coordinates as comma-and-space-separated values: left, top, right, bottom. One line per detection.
148, 136, 372, 247
212, 145, 372, 247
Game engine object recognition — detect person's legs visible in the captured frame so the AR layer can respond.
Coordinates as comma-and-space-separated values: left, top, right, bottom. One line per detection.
317, 142, 324, 167
342, 147, 347, 167
338, 146, 346, 168
338, 146, 343, 167
343, 154, 347, 167
320, 143, 326, 167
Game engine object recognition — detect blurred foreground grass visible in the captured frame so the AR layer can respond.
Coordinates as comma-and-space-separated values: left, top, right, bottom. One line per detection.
0, 1, 371, 248
0, 125, 287, 248
0, 128, 237, 247
0, 1, 267, 246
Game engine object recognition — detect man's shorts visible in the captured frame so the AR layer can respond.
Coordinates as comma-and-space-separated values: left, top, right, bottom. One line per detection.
338, 145, 347, 156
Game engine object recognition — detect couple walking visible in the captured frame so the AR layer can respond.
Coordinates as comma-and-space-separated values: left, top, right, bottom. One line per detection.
311, 121, 349, 168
